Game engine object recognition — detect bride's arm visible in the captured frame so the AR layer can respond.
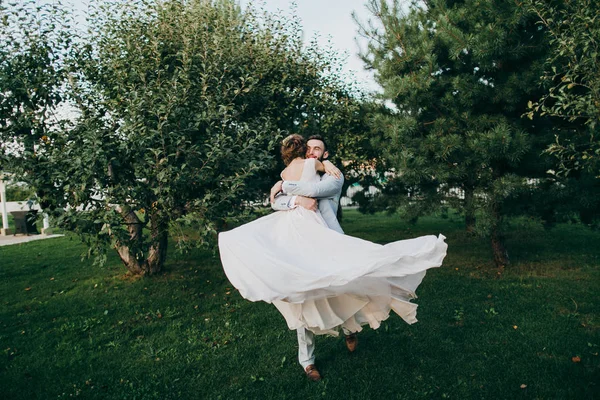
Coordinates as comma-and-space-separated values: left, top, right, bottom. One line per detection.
269, 180, 284, 204
314, 159, 341, 178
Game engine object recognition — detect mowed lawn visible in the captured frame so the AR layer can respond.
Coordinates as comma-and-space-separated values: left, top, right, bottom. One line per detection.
0, 210, 598, 399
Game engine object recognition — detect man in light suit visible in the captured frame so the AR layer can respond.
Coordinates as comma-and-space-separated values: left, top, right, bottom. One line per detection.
270, 135, 357, 381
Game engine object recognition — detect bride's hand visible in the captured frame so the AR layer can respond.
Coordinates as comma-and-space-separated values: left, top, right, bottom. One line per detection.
323, 160, 341, 178
270, 180, 283, 203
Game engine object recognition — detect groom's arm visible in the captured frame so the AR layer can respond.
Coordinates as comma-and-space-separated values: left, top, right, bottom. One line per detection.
282, 173, 344, 199
271, 193, 296, 211
271, 193, 317, 211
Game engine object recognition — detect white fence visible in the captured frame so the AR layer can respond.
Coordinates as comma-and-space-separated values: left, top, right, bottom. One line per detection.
340, 184, 469, 207
340, 184, 380, 207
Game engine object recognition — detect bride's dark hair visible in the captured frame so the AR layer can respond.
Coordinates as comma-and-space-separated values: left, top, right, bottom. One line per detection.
281, 134, 307, 165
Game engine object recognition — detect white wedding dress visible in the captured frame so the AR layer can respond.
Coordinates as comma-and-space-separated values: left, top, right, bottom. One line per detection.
218, 158, 447, 335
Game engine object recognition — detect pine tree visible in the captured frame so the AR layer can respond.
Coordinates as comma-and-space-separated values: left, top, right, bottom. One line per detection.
357, 0, 556, 268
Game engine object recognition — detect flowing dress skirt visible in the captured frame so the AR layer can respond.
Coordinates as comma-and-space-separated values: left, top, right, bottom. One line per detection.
219, 207, 447, 335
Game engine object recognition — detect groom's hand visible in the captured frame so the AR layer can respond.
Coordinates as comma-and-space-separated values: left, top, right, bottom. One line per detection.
296, 196, 317, 211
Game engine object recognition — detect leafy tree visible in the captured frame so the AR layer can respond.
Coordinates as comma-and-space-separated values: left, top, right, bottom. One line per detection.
356, 0, 556, 268
0, 0, 73, 209
526, 0, 600, 177
1, 0, 362, 275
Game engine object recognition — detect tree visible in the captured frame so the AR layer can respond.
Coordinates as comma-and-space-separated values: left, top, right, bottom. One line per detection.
356, 0, 556, 268
1, 0, 362, 275
526, 0, 600, 177
0, 0, 73, 209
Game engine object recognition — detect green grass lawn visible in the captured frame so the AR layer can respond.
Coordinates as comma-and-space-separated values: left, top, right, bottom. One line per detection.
1, 210, 598, 399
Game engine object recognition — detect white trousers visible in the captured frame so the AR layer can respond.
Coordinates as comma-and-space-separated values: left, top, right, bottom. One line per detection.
296, 327, 315, 369
297, 326, 354, 369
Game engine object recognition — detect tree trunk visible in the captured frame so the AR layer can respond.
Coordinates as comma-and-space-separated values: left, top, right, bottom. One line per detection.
464, 185, 476, 233
114, 207, 146, 275
490, 203, 509, 269
116, 244, 146, 275
114, 210, 168, 276
491, 228, 509, 269
146, 215, 168, 275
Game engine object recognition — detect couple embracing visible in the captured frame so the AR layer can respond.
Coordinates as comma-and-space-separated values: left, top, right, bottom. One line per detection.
218, 134, 447, 381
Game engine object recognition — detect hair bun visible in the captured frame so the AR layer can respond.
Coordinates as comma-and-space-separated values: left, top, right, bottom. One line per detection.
281, 134, 307, 165
283, 134, 302, 146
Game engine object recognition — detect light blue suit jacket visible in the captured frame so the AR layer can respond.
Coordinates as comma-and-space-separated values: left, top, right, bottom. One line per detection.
271, 173, 344, 234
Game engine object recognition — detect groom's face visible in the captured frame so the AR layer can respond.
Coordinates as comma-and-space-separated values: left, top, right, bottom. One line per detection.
306, 139, 328, 161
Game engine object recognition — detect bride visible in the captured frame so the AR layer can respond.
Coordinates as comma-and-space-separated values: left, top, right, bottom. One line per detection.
218, 133, 447, 355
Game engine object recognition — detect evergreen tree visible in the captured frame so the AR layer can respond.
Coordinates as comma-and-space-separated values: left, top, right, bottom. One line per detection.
357, 0, 555, 268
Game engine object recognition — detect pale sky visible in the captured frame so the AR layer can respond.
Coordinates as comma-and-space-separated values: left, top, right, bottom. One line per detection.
238, 0, 379, 93
59, 0, 380, 93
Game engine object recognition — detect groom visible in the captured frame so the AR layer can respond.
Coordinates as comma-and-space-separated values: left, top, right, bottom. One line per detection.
270, 135, 358, 381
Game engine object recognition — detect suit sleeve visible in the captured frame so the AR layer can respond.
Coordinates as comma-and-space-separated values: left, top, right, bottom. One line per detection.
282, 173, 344, 199
271, 193, 296, 211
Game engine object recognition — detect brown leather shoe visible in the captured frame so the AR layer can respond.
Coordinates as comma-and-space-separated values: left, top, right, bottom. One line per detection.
345, 333, 358, 352
304, 364, 321, 381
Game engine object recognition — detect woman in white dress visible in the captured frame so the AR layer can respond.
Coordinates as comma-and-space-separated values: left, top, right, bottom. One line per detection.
218, 134, 447, 340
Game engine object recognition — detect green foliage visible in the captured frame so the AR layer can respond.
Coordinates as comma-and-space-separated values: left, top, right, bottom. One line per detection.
356, 0, 568, 266
1, 0, 363, 274
526, 0, 600, 176
59, 0, 290, 268
0, 0, 74, 202
5, 182, 35, 201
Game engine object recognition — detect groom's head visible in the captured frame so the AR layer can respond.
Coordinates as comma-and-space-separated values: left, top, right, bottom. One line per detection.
306, 135, 329, 161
